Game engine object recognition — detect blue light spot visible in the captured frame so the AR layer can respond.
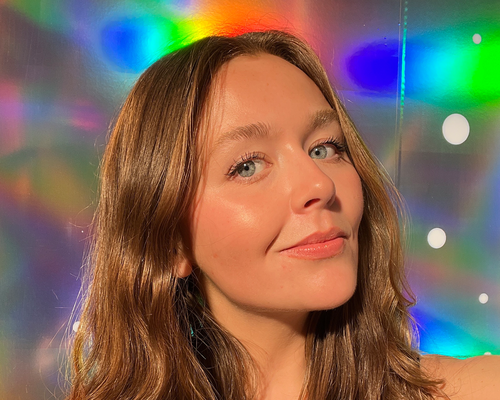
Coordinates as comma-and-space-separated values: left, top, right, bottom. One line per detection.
101, 18, 155, 73
346, 40, 399, 93
412, 307, 491, 357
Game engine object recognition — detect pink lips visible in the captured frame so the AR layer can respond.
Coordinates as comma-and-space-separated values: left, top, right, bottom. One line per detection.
280, 229, 346, 260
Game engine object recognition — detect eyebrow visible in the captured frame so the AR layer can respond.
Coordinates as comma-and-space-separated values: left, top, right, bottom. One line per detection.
212, 108, 340, 152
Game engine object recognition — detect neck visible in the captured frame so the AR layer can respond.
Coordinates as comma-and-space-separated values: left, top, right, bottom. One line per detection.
210, 301, 309, 400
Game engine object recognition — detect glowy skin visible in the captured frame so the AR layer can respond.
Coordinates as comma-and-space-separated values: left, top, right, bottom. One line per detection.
188, 54, 364, 318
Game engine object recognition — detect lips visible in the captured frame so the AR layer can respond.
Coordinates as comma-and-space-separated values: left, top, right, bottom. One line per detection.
280, 228, 347, 260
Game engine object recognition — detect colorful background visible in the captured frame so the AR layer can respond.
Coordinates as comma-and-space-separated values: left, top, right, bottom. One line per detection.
0, 0, 499, 398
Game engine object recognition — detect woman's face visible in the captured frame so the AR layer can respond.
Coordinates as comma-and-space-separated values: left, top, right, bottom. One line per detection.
187, 54, 364, 317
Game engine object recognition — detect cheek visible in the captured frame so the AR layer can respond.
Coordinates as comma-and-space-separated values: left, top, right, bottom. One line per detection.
189, 190, 278, 268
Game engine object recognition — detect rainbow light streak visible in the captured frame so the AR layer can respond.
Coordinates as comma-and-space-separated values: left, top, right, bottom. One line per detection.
406, 23, 500, 107
96, 2, 292, 73
343, 16, 499, 111
399, 1, 408, 112
410, 256, 499, 356
100, 14, 200, 73
413, 308, 493, 358
395, 1, 408, 186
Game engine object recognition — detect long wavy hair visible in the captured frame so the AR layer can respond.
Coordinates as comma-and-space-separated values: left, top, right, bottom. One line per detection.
67, 30, 441, 400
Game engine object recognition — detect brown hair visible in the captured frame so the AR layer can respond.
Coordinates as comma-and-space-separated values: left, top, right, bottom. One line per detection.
68, 30, 441, 400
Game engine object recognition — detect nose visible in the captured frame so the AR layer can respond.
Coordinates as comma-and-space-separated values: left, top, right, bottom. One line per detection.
288, 154, 336, 213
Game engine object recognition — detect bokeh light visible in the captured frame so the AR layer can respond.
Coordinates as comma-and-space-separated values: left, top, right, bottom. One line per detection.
479, 293, 489, 304
427, 228, 447, 249
442, 113, 470, 145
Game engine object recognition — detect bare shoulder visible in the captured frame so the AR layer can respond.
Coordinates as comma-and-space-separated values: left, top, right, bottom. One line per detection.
421, 354, 500, 400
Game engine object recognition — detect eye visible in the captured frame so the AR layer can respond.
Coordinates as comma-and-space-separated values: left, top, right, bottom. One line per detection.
309, 138, 346, 160
309, 144, 335, 159
235, 160, 265, 178
226, 152, 267, 180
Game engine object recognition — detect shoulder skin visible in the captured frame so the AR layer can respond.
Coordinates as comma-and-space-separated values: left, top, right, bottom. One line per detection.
421, 354, 500, 400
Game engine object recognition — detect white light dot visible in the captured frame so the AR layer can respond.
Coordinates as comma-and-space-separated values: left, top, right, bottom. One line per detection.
427, 228, 446, 249
473, 33, 482, 44
484, 352, 492, 355
72, 321, 80, 332
479, 293, 489, 304
442, 114, 470, 145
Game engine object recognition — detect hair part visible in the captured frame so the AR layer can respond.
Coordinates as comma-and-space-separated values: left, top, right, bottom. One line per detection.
68, 30, 443, 400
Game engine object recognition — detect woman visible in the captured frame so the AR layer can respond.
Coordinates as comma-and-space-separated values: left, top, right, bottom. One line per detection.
68, 30, 498, 400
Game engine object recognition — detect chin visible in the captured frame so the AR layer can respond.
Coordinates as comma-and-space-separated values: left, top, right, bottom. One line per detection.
306, 283, 357, 312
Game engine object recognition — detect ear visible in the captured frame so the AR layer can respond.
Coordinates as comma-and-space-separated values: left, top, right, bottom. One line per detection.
176, 255, 193, 278
175, 227, 194, 278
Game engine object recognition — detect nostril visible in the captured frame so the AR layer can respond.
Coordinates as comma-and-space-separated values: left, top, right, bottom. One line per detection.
304, 198, 320, 208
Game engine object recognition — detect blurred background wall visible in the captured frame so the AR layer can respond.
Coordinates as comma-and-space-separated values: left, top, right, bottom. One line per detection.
0, 0, 498, 398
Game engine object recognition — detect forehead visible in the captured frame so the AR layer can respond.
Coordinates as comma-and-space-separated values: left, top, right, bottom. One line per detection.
201, 54, 332, 148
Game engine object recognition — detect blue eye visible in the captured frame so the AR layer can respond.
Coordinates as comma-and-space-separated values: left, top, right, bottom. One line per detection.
227, 152, 266, 179
309, 144, 335, 159
236, 161, 257, 177
309, 139, 346, 160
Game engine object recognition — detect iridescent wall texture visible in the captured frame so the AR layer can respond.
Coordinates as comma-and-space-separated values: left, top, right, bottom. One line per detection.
0, 1, 499, 398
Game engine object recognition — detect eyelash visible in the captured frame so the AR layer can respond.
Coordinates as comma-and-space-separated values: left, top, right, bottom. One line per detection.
315, 137, 347, 155
225, 137, 348, 179
226, 151, 266, 178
